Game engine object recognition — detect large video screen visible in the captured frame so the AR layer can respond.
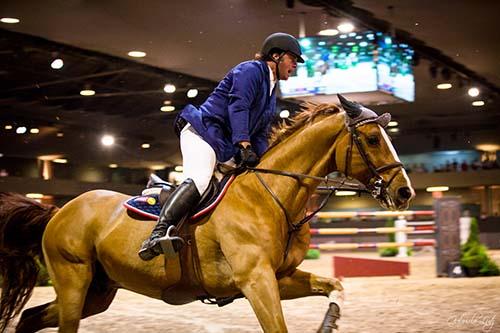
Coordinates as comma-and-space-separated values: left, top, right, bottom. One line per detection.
279, 31, 415, 102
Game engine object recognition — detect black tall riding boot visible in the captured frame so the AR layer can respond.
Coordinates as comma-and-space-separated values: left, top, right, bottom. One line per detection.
138, 178, 200, 261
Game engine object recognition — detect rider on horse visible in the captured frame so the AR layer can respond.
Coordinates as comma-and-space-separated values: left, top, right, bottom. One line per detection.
138, 32, 304, 261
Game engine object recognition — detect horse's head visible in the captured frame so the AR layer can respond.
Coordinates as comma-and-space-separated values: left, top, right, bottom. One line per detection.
335, 94, 415, 210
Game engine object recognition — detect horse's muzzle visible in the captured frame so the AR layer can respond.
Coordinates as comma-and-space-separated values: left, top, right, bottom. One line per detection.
397, 186, 413, 200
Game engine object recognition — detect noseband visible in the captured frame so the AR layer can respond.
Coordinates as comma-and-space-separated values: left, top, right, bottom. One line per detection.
344, 121, 403, 200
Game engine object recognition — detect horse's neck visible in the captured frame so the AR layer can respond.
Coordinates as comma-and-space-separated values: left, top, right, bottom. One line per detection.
258, 113, 346, 219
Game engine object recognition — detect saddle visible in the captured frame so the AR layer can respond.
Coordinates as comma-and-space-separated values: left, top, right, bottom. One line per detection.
123, 173, 235, 222
124, 173, 238, 305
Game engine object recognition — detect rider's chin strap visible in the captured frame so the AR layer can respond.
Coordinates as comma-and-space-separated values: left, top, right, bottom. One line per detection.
270, 52, 285, 81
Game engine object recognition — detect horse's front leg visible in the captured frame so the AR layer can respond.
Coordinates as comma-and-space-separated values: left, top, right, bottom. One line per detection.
278, 269, 345, 333
231, 254, 287, 333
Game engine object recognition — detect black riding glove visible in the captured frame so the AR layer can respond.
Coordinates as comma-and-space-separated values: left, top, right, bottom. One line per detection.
236, 144, 260, 167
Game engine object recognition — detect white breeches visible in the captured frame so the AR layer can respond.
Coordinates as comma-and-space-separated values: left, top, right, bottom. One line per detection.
180, 123, 217, 195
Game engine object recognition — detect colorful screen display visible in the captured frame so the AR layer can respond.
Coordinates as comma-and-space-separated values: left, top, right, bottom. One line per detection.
279, 31, 415, 102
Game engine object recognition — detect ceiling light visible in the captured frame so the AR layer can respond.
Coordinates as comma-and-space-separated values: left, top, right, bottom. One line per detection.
127, 51, 146, 58
53, 158, 67, 164
26, 193, 44, 199
151, 165, 166, 170
160, 105, 176, 112
468, 87, 480, 97
318, 29, 338, 36
38, 154, 63, 161
475, 144, 500, 152
101, 135, 115, 146
437, 83, 452, 90
30, 128, 40, 134
426, 186, 449, 192
337, 22, 354, 33
388, 128, 399, 133
57, 132, 64, 137
4, 125, 13, 130
472, 100, 484, 107
80, 89, 95, 96
279, 110, 290, 118
0, 153, 3, 158
187, 89, 198, 98
163, 100, 172, 105
109, 164, 118, 168
141, 143, 150, 149
1, 18, 20, 24
163, 84, 176, 93
388, 121, 398, 127
51, 58, 64, 69
16, 126, 27, 134
174, 165, 183, 172
335, 190, 357, 196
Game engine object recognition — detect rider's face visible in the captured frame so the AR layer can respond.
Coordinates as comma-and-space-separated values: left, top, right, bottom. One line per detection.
277, 52, 298, 80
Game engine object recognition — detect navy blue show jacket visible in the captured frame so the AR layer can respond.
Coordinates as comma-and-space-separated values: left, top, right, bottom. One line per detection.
179, 60, 277, 162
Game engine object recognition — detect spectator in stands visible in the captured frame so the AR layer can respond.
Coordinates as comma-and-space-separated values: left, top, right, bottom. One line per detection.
461, 160, 469, 172
471, 158, 481, 170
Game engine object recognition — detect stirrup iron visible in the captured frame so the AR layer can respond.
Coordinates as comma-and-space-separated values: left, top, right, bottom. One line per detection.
159, 225, 185, 259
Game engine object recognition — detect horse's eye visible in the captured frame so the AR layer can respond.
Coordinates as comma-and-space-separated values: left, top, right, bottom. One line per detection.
367, 135, 379, 146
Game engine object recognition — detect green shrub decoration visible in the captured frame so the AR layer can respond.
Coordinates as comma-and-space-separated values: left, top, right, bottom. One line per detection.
305, 249, 321, 260
380, 247, 398, 257
379, 218, 397, 257
379, 218, 412, 257
36, 257, 52, 286
460, 218, 499, 277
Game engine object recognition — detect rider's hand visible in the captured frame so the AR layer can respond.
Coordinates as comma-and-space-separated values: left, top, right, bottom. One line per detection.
236, 143, 259, 167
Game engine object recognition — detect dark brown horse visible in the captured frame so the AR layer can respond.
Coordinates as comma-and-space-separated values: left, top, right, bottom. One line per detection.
0, 99, 414, 332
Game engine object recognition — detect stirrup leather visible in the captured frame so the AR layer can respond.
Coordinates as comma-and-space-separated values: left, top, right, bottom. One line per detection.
159, 225, 185, 259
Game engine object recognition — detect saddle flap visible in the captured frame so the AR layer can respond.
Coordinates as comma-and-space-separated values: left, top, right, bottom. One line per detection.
124, 174, 236, 222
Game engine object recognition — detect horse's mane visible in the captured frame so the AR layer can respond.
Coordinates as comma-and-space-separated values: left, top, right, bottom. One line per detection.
268, 102, 341, 150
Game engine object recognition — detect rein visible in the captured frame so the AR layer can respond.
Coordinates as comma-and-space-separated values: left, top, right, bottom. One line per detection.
239, 120, 403, 260
248, 166, 367, 230
245, 166, 367, 260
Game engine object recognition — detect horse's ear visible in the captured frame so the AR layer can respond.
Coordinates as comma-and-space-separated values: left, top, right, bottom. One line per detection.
337, 94, 362, 119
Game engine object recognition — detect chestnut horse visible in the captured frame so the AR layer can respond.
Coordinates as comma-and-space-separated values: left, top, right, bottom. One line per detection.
0, 97, 414, 332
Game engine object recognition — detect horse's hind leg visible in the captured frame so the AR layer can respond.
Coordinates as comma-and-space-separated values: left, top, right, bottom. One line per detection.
81, 270, 118, 319
16, 300, 58, 333
44, 252, 93, 333
15, 280, 117, 333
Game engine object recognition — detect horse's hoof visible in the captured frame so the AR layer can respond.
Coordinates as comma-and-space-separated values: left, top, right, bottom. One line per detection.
317, 302, 341, 333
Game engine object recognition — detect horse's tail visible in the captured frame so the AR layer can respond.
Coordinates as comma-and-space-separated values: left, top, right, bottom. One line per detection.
0, 192, 59, 331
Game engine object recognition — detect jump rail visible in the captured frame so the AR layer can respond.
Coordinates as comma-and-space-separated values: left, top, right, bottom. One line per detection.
310, 239, 436, 251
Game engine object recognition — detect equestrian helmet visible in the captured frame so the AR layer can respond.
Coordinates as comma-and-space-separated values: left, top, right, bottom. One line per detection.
261, 32, 304, 63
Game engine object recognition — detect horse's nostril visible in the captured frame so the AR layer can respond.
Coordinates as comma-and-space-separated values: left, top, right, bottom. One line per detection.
398, 187, 412, 200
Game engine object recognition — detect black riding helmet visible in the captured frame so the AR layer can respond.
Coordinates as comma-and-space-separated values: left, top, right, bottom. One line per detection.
261, 32, 305, 63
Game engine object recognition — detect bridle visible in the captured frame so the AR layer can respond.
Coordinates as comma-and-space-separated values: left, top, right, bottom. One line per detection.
235, 118, 404, 259
345, 119, 404, 202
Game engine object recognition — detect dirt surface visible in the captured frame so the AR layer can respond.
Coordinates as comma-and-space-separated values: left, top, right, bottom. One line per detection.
9, 250, 500, 333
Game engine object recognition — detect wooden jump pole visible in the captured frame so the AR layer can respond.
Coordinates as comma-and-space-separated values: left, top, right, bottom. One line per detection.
310, 239, 436, 251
